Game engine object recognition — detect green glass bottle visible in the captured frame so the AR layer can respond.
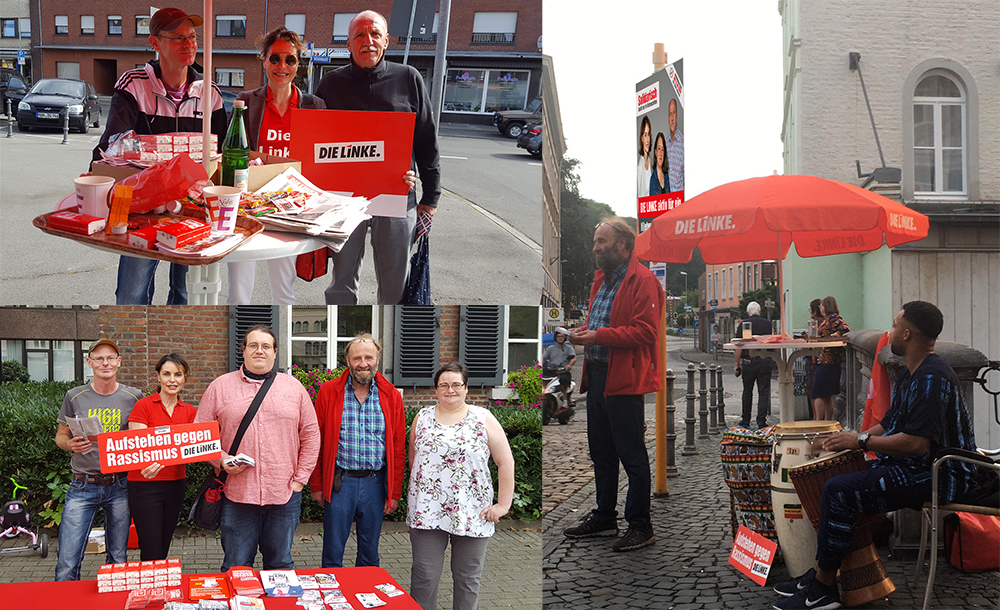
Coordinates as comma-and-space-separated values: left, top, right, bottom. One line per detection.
221, 99, 249, 192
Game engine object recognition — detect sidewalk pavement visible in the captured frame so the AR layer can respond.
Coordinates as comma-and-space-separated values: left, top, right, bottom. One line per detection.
542, 340, 999, 609
0, 520, 541, 609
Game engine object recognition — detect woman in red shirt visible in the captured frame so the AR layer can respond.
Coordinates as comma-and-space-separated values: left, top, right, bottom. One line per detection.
127, 353, 197, 560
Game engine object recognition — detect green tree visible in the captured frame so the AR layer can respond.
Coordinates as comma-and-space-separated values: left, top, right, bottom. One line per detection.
560, 157, 616, 309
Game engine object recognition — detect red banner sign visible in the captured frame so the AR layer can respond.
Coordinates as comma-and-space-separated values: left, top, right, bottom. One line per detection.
290, 109, 415, 218
728, 525, 778, 586
99, 421, 222, 474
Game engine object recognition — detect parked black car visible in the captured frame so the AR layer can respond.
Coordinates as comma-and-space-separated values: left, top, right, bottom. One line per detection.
493, 96, 542, 139
517, 123, 542, 158
16, 78, 102, 133
0, 68, 29, 114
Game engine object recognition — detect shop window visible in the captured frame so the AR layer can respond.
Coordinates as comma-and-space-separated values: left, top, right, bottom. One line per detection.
285, 14, 305, 36
332, 13, 356, 43
81, 15, 95, 36
19, 18, 29, 38
2, 19, 16, 38
109, 16, 123, 36
444, 69, 485, 112
506, 306, 540, 376
472, 12, 516, 44
913, 71, 966, 196
216, 15, 246, 38
55, 15, 68, 35
136, 15, 150, 36
484, 70, 529, 113
215, 68, 244, 88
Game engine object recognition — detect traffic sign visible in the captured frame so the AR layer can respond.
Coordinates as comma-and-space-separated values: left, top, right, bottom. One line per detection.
545, 307, 564, 325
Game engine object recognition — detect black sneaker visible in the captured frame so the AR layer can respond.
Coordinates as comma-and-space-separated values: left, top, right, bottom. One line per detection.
563, 515, 617, 538
773, 567, 814, 598
612, 524, 655, 552
773, 576, 841, 610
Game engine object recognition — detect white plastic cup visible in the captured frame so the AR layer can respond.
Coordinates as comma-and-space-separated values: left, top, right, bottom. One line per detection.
203, 185, 242, 234
73, 175, 115, 219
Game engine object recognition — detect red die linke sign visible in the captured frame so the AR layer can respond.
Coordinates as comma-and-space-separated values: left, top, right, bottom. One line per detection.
728, 525, 778, 586
99, 421, 222, 474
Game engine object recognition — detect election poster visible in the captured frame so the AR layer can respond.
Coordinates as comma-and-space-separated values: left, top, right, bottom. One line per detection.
728, 525, 778, 586
636, 58, 685, 234
99, 421, 222, 474
290, 109, 416, 218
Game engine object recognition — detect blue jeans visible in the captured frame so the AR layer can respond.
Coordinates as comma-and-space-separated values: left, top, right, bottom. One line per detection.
220, 491, 301, 571
322, 469, 387, 567
116, 256, 188, 305
56, 476, 130, 581
586, 362, 651, 528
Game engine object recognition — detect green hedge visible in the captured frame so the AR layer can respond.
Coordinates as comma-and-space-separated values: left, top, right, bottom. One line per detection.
1, 379, 542, 532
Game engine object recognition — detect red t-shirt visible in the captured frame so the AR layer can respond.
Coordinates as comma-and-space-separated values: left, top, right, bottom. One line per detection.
126, 392, 198, 482
257, 85, 298, 157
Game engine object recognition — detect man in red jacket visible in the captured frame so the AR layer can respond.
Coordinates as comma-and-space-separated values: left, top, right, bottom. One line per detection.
310, 334, 405, 567
564, 218, 664, 552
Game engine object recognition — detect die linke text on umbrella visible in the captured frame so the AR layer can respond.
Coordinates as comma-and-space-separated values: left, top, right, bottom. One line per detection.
675, 214, 735, 235
888, 212, 917, 231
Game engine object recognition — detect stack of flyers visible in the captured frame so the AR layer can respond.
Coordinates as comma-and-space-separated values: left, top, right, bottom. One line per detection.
229, 596, 266, 610
297, 574, 319, 590
374, 583, 405, 598
199, 602, 229, 609
297, 590, 324, 607
227, 566, 265, 597
164, 603, 199, 610
224, 453, 256, 467
125, 588, 149, 609
322, 590, 348, 605
355, 592, 387, 608
314, 573, 340, 588
260, 569, 304, 597
157, 232, 243, 258
189, 576, 230, 600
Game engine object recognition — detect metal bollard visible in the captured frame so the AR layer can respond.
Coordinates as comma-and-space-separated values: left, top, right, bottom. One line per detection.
698, 362, 709, 439
666, 369, 678, 476
709, 364, 719, 434
62, 107, 69, 144
717, 367, 726, 429
682, 363, 697, 455
6, 98, 11, 138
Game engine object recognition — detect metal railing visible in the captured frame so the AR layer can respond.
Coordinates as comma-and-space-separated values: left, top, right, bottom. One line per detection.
471, 32, 515, 45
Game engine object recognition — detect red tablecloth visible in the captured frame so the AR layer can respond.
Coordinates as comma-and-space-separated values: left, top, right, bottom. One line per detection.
0, 567, 419, 609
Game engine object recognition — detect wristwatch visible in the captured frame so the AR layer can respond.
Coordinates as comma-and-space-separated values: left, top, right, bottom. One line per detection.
857, 432, 870, 452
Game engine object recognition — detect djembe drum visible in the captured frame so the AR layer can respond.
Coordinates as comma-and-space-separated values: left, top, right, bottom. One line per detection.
721, 425, 778, 542
789, 450, 895, 607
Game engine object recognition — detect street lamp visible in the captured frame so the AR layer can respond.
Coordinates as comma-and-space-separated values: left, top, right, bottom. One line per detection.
680, 271, 688, 293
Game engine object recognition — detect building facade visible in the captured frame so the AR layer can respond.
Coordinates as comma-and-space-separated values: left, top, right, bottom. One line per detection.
779, 0, 1000, 444
28, 1, 542, 124
0, 0, 31, 74
541, 53, 565, 308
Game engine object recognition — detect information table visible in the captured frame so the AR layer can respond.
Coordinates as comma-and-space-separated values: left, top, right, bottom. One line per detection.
724, 337, 846, 422
0, 566, 419, 609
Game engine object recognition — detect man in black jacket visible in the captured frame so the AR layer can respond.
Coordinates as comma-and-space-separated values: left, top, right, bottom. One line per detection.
735, 301, 774, 428
315, 10, 441, 304
92, 8, 227, 305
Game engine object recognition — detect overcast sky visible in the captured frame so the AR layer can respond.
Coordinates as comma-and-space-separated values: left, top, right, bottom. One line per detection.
544, 0, 786, 218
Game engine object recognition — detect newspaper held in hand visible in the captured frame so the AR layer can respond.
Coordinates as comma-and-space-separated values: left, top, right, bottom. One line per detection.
66, 415, 104, 453
224, 453, 256, 468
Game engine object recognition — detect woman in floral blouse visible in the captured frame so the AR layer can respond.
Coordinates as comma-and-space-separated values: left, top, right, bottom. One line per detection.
406, 362, 515, 610
811, 295, 852, 420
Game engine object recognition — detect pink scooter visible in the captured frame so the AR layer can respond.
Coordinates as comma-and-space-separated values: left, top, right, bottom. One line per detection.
0, 477, 49, 558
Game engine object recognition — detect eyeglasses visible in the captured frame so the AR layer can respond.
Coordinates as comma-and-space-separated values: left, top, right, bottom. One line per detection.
157, 34, 198, 45
268, 54, 299, 66
245, 343, 274, 352
436, 382, 466, 391
88, 356, 120, 364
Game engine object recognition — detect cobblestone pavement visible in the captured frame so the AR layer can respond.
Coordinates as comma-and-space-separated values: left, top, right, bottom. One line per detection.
542, 337, 999, 609
0, 521, 542, 609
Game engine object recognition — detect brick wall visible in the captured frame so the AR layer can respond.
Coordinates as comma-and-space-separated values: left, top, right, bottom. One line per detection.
99, 306, 229, 405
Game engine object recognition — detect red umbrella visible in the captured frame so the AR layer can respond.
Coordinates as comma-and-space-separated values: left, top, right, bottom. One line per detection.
634, 174, 930, 331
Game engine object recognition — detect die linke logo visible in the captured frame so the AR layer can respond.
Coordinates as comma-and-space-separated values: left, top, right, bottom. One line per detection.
315, 141, 385, 163
888, 212, 917, 231
637, 82, 659, 114
675, 214, 736, 235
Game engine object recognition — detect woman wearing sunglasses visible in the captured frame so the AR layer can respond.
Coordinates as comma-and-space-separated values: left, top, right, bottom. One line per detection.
227, 26, 326, 305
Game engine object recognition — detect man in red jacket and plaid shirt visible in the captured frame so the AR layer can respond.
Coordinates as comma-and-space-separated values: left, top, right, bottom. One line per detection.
310, 334, 406, 567
564, 218, 664, 552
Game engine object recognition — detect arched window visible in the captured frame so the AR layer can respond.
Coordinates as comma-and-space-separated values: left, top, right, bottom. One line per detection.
294, 321, 301, 333
303, 321, 310, 333
913, 71, 965, 195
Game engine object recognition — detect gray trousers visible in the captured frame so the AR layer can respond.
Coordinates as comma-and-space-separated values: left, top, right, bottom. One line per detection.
325, 205, 417, 304
409, 527, 490, 610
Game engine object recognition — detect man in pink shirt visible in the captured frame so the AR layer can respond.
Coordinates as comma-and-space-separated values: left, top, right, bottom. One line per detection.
195, 325, 320, 570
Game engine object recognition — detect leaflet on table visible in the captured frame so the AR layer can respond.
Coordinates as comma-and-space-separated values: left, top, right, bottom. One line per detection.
259, 569, 304, 597
99, 421, 222, 474
189, 575, 230, 600
65, 415, 103, 453
256, 192, 370, 238
229, 596, 265, 610
356, 592, 388, 608
290, 109, 415, 218
156, 233, 244, 258
227, 566, 264, 597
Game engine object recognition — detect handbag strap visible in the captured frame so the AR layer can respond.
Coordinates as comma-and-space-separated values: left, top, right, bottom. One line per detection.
218, 372, 275, 483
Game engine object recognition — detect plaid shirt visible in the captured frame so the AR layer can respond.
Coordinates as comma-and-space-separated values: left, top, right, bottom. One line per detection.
585, 256, 630, 364
336, 376, 386, 471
